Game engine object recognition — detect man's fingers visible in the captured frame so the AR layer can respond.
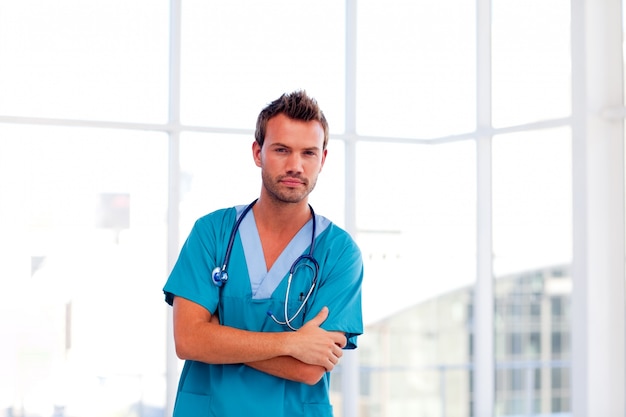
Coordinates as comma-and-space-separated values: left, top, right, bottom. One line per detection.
332, 332, 347, 348
324, 345, 343, 371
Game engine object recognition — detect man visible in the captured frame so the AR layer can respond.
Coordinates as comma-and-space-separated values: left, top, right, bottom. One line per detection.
163, 90, 363, 417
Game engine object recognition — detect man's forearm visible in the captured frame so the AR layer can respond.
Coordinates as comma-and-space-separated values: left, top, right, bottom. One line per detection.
246, 356, 327, 385
174, 297, 344, 370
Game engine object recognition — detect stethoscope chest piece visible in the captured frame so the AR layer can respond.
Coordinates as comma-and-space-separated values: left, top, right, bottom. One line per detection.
212, 266, 228, 287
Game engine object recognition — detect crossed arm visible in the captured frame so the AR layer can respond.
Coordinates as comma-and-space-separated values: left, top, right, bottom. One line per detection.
172, 296, 347, 385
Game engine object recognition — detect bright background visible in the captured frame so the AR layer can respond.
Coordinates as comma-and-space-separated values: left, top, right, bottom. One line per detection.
0, 0, 623, 416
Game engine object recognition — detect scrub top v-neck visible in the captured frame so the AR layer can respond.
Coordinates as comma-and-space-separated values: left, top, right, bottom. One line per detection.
237, 205, 327, 300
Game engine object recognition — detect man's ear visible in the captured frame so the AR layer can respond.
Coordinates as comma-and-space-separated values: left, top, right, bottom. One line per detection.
319, 148, 328, 172
252, 141, 262, 167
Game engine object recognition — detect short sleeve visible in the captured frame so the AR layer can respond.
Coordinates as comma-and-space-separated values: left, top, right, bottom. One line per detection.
163, 208, 236, 314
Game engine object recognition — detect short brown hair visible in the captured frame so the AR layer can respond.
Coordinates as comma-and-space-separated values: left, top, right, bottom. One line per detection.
255, 90, 329, 149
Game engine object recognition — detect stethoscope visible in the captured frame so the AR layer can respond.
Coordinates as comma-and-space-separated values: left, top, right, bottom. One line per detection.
211, 199, 319, 331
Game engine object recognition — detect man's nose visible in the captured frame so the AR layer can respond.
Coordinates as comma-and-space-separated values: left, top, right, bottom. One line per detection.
286, 153, 304, 173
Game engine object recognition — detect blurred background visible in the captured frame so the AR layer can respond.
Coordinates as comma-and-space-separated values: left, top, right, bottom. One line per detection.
0, 0, 624, 416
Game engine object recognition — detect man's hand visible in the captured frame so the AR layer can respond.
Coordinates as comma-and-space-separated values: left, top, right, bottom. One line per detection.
287, 306, 347, 371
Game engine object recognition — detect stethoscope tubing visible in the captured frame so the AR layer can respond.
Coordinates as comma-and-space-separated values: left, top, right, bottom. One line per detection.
270, 253, 319, 330
213, 199, 257, 286
213, 199, 319, 331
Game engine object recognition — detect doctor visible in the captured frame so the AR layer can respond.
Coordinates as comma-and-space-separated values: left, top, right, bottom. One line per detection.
163, 90, 363, 417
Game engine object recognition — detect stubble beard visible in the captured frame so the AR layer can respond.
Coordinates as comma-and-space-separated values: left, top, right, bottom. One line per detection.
261, 171, 318, 204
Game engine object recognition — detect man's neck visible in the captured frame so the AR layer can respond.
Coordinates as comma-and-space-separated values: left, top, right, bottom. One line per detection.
252, 196, 312, 233
252, 196, 313, 271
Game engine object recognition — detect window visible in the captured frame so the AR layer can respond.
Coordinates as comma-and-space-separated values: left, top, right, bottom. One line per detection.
0, 127, 168, 415
1, 0, 601, 416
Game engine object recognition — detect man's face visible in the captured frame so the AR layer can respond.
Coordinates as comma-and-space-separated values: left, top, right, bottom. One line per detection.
253, 113, 327, 204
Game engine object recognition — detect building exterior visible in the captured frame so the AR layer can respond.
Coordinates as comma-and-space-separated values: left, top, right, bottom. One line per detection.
352, 265, 571, 417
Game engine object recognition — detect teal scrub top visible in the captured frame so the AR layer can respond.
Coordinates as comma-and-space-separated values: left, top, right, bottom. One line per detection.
163, 204, 364, 417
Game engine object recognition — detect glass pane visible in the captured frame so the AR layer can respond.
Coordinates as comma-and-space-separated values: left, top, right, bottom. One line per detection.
492, 128, 572, 275
180, 0, 346, 132
357, 0, 476, 139
492, 0, 571, 127
492, 128, 572, 416
179, 133, 260, 236
0, 0, 170, 123
180, 134, 346, 238
0, 126, 169, 416
356, 140, 477, 416
494, 265, 571, 416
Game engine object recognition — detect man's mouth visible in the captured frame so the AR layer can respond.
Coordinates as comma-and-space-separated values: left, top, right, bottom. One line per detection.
280, 177, 305, 187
